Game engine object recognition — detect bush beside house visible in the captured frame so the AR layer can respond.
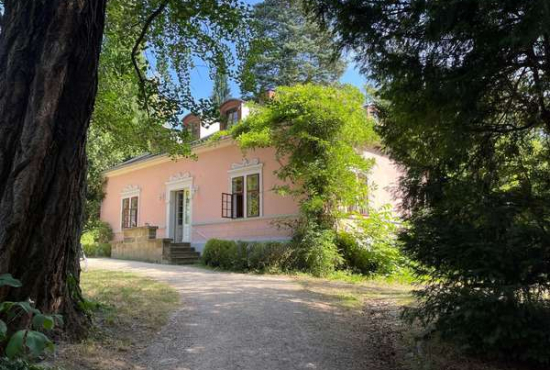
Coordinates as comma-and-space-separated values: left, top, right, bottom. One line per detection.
202, 239, 295, 273
81, 221, 113, 257
202, 217, 407, 277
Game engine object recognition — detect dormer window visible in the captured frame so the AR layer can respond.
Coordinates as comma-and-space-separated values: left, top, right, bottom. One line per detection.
219, 99, 243, 130
187, 120, 200, 140
182, 113, 202, 140
226, 108, 239, 128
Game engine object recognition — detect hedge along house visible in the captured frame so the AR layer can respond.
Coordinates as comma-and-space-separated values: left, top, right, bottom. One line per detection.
100, 98, 402, 264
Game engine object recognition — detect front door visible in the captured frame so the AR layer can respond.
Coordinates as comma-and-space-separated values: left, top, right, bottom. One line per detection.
174, 189, 191, 242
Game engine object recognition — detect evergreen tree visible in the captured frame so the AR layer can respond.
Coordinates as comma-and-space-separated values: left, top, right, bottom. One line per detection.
210, 68, 231, 107
242, 0, 345, 96
306, 0, 550, 364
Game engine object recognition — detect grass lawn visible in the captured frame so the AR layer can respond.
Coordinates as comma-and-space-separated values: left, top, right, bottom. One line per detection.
55, 269, 179, 370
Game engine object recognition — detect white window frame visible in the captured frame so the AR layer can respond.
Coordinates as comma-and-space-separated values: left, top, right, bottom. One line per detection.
228, 163, 263, 219
119, 187, 141, 231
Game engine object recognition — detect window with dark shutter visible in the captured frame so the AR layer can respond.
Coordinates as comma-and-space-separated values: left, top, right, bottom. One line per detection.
223, 172, 262, 220
222, 193, 233, 218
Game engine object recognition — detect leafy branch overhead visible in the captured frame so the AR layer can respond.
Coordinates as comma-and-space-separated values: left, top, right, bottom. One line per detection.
117, 0, 254, 122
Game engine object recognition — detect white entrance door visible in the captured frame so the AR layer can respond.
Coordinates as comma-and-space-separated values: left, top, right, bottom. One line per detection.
174, 189, 191, 242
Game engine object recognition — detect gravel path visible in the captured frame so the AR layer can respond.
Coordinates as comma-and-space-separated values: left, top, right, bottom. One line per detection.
88, 258, 391, 370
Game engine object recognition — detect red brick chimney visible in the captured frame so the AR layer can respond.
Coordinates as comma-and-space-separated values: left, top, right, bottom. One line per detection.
265, 88, 276, 100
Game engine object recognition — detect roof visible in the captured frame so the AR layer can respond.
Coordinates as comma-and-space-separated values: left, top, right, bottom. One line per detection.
102, 134, 232, 175
104, 153, 164, 173
104, 97, 249, 175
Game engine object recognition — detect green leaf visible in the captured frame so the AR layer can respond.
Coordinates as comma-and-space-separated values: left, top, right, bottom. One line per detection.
32, 314, 55, 330
0, 319, 7, 341
0, 274, 22, 288
5, 330, 54, 359
6, 330, 26, 359
12, 301, 40, 315
25, 331, 54, 358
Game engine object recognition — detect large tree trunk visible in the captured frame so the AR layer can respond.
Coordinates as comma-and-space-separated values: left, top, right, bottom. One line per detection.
0, 0, 107, 334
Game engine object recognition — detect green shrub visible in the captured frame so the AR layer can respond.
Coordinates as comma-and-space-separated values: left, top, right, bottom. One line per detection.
233, 241, 249, 271
402, 193, 550, 364
293, 225, 343, 277
404, 286, 550, 365
202, 239, 239, 270
0, 274, 62, 363
82, 242, 111, 258
202, 239, 294, 272
80, 221, 113, 257
335, 231, 373, 275
246, 241, 294, 272
338, 206, 406, 276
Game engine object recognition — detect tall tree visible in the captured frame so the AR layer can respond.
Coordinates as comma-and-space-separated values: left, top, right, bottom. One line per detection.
242, 0, 345, 96
0, 0, 251, 333
210, 68, 232, 107
306, 0, 550, 363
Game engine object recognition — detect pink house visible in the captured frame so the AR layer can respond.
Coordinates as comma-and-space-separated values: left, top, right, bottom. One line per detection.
100, 99, 402, 263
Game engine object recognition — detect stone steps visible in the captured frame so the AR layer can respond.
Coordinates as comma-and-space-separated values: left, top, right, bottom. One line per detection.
170, 246, 195, 252
169, 256, 201, 265
165, 242, 200, 265
170, 252, 200, 258
171, 242, 191, 247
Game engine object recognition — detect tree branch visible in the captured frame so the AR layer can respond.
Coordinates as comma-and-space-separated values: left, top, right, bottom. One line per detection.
131, 0, 169, 112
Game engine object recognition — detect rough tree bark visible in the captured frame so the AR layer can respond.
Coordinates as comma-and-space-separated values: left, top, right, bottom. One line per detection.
0, 0, 107, 334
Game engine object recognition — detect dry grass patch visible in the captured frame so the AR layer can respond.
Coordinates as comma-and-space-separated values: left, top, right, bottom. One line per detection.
294, 273, 415, 310
55, 269, 179, 370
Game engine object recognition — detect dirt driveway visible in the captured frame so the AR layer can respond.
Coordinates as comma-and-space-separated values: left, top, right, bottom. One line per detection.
87, 258, 403, 370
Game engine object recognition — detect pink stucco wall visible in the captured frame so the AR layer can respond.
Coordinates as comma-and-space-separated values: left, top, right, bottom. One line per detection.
362, 148, 402, 210
100, 140, 403, 252
101, 141, 299, 251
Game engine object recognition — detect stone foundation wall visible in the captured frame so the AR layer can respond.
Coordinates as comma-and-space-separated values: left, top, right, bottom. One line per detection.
111, 226, 171, 263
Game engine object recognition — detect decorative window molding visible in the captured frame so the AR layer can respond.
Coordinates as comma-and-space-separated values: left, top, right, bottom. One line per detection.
167, 171, 191, 183
227, 161, 263, 219
121, 184, 141, 197
229, 158, 261, 172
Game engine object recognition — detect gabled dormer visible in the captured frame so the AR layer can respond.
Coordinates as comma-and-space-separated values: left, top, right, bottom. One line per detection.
182, 113, 201, 141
